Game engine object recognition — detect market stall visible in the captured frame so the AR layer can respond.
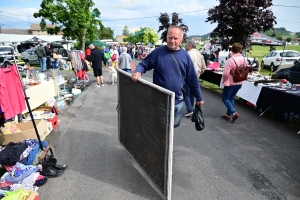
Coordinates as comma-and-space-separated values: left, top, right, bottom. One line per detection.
199, 67, 300, 116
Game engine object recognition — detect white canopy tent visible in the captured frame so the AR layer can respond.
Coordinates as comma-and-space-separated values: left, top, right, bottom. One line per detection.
0, 34, 75, 50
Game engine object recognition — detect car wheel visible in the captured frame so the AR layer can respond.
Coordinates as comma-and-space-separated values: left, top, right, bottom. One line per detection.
270, 63, 278, 72
261, 61, 265, 69
26, 60, 31, 66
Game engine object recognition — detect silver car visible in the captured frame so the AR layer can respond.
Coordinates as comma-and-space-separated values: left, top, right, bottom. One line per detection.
20, 49, 33, 61
25, 48, 40, 66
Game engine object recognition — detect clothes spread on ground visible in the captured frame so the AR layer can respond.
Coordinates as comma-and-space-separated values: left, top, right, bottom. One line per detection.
0, 143, 28, 166
22, 139, 48, 165
1, 162, 37, 183
0, 65, 26, 119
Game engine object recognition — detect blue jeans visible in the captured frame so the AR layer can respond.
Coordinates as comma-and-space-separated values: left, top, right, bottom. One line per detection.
52, 60, 58, 69
222, 85, 242, 116
122, 68, 131, 73
39, 57, 46, 72
184, 84, 194, 113
174, 101, 183, 128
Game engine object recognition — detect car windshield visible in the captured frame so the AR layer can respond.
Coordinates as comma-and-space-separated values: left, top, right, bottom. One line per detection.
280, 52, 300, 57
0, 47, 13, 52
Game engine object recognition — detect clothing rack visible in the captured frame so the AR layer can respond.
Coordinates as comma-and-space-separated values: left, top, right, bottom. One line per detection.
9, 52, 44, 151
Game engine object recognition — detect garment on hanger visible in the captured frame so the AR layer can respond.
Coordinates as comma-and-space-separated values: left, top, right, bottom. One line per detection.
0, 65, 26, 120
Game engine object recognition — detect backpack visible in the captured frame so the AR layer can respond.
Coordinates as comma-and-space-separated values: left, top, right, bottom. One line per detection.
104, 51, 111, 60
230, 58, 252, 82
111, 53, 117, 61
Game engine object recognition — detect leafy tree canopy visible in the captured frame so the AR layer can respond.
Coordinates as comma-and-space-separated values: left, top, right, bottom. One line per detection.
122, 25, 130, 36
157, 12, 188, 43
98, 27, 114, 41
33, 0, 103, 51
286, 37, 292, 42
206, 0, 276, 50
126, 27, 159, 45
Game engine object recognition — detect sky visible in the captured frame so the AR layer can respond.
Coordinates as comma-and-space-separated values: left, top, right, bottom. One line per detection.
0, 0, 299, 38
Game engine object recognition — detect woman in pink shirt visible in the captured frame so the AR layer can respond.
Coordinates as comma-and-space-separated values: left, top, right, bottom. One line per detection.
221, 43, 247, 122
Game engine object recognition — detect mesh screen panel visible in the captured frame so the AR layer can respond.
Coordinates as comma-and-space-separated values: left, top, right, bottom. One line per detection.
118, 71, 173, 199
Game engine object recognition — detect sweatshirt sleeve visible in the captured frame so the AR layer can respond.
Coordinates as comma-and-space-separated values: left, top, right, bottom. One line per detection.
135, 51, 154, 74
186, 58, 203, 102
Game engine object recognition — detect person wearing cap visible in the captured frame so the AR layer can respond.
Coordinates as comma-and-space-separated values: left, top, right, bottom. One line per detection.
36, 42, 47, 72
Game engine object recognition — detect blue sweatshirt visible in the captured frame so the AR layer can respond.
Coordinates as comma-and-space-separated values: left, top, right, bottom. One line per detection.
135, 46, 203, 104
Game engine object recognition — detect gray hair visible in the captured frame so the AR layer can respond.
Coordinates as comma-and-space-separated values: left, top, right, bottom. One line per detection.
186, 40, 196, 48
122, 47, 127, 52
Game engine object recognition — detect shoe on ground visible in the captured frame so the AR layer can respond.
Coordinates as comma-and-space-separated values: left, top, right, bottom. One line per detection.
231, 113, 239, 123
184, 111, 193, 117
101, 83, 105, 87
221, 114, 230, 121
94, 84, 101, 88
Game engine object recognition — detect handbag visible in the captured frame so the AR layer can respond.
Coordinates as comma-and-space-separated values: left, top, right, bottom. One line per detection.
53, 53, 60, 59
191, 105, 205, 131
111, 53, 117, 61
230, 58, 252, 82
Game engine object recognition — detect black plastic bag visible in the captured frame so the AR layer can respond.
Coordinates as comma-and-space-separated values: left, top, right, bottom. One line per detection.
191, 105, 205, 131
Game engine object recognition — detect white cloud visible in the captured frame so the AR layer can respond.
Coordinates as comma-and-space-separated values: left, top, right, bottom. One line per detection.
1, 0, 300, 36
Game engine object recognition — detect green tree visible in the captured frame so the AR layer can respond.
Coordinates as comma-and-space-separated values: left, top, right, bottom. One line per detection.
33, 0, 103, 51
286, 37, 292, 42
295, 32, 300, 38
122, 25, 130, 36
126, 27, 159, 45
98, 27, 114, 40
276, 35, 282, 40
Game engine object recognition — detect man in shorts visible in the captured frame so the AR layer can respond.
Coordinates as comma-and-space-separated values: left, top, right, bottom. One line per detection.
87, 44, 105, 87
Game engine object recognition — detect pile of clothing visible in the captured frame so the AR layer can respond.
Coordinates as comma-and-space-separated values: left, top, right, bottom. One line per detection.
0, 140, 67, 199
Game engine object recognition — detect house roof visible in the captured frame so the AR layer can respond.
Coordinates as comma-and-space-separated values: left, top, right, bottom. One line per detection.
1, 29, 31, 35
30, 24, 55, 31
115, 35, 127, 39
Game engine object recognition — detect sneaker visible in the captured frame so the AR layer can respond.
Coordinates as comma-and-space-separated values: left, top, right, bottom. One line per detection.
221, 114, 230, 121
231, 113, 239, 123
101, 83, 104, 87
94, 84, 101, 88
184, 111, 193, 117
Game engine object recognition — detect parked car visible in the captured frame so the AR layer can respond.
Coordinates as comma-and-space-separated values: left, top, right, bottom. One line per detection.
24, 42, 71, 66
271, 60, 300, 84
0, 45, 18, 63
261, 50, 300, 72
20, 49, 33, 61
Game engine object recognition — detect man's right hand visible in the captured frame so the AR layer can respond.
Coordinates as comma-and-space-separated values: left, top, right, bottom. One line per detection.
132, 72, 141, 82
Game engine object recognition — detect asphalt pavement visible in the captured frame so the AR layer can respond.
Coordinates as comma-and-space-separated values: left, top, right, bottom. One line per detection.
38, 62, 300, 200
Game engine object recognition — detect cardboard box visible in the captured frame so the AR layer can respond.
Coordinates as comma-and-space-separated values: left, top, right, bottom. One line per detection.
0, 120, 48, 145
26, 192, 39, 200
31, 106, 52, 119
33, 106, 52, 114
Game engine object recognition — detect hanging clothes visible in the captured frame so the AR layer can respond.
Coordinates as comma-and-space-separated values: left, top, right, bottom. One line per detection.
0, 65, 25, 120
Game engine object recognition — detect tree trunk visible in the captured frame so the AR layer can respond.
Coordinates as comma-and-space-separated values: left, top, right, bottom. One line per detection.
80, 39, 85, 52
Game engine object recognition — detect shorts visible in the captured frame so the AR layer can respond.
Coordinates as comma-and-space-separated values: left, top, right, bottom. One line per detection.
93, 68, 102, 77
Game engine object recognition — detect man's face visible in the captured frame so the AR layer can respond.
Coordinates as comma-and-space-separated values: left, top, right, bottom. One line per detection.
167, 27, 183, 50
186, 44, 192, 51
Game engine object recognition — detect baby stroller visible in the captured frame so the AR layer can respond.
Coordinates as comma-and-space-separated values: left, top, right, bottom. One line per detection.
70, 51, 88, 81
